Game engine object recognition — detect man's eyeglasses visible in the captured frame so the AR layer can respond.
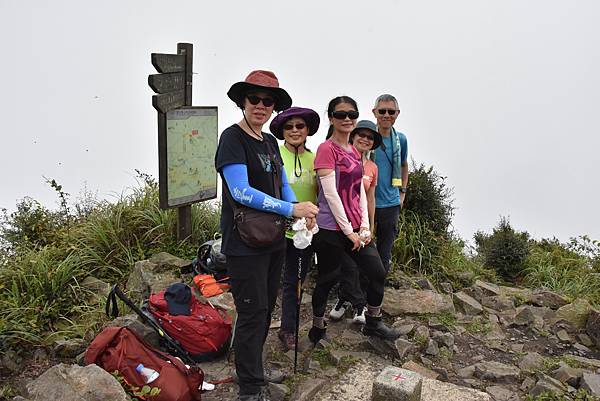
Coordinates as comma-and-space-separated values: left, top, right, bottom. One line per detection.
247, 95, 275, 107
283, 123, 306, 131
377, 109, 398, 116
331, 110, 359, 120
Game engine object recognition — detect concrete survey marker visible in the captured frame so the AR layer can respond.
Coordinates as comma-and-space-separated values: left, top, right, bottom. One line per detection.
372, 366, 422, 401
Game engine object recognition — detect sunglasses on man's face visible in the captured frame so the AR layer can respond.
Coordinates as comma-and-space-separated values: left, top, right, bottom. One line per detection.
246, 95, 275, 107
283, 123, 306, 131
356, 132, 374, 141
331, 110, 359, 120
377, 108, 398, 116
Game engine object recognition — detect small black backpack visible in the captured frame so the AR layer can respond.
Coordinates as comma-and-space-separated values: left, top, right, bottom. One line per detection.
194, 236, 227, 280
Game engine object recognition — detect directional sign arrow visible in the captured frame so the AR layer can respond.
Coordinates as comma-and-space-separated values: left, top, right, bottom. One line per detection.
151, 53, 185, 73
152, 90, 185, 113
148, 72, 186, 94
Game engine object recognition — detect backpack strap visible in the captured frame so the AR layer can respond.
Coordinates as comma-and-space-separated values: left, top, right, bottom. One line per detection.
105, 285, 197, 366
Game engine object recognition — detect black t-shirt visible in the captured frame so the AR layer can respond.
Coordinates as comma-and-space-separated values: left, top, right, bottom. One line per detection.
215, 124, 286, 256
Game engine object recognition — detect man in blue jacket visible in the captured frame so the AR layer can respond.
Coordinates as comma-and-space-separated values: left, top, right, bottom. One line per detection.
371, 94, 409, 274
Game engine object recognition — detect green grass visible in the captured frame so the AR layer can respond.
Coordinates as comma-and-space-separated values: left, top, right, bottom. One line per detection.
0, 176, 221, 352
525, 389, 599, 401
464, 317, 491, 335
523, 241, 600, 306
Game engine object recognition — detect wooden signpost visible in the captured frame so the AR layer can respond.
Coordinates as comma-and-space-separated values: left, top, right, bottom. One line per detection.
148, 43, 217, 241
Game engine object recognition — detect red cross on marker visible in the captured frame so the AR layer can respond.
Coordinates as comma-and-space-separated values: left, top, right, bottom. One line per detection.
392, 374, 406, 381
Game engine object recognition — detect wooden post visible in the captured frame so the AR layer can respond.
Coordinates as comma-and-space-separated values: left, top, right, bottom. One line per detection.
175, 43, 193, 241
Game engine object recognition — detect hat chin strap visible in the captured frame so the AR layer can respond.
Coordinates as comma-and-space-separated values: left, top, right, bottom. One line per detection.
241, 110, 263, 140
286, 142, 303, 178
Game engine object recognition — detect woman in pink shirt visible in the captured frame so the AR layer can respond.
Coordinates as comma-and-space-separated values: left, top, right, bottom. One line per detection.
328, 120, 382, 324
309, 96, 399, 343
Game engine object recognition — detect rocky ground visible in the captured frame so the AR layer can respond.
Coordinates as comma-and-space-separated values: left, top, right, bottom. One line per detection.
2, 252, 600, 401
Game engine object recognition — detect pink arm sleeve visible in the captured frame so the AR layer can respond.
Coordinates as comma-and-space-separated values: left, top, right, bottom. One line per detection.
359, 182, 369, 228
319, 171, 354, 235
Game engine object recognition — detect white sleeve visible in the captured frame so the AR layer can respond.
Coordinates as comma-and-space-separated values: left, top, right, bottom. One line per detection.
319, 171, 354, 235
359, 182, 369, 228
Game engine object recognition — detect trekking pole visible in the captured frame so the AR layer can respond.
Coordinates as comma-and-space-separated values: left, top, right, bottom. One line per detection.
293, 248, 303, 374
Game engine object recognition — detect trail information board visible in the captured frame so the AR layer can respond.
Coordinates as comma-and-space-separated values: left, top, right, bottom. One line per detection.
164, 107, 218, 207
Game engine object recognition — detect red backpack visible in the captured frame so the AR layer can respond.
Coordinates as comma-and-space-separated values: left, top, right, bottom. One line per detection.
85, 326, 203, 401
148, 289, 232, 362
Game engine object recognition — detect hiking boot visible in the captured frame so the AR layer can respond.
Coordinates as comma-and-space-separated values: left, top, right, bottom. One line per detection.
308, 323, 327, 344
362, 314, 401, 341
329, 299, 350, 320
238, 386, 271, 401
352, 306, 366, 325
231, 369, 285, 384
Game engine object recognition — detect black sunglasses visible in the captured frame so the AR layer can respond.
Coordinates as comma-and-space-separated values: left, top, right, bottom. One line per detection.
331, 110, 359, 120
377, 108, 398, 116
247, 95, 275, 107
283, 123, 306, 131
356, 132, 374, 140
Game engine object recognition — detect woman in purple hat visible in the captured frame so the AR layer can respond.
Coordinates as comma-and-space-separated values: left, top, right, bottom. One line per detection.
309, 96, 399, 344
269, 107, 320, 351
215, 70, 318, 401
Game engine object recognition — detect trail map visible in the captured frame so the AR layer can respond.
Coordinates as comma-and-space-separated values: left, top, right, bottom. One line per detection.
165, 107, 217, 207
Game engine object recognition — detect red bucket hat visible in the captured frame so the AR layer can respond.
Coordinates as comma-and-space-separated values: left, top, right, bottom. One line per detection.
227, 70, 292, 112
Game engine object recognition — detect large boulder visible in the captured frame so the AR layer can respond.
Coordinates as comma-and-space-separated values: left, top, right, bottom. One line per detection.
473, 361, 521, 384
586, 309, 600, 348
580, 373, 600, 398
554, 298, 594, 329
383, 289, 455, 316
26, 363, 128, 401
453, 292, 483, 315
528, 290, 568, 310
126, 254, 186, 301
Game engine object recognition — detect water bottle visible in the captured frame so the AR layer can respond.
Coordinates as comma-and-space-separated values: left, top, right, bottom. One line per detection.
136, 363, 160, 383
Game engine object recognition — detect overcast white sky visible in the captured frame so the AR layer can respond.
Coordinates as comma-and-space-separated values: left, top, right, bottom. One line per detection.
1, 0, 599, 244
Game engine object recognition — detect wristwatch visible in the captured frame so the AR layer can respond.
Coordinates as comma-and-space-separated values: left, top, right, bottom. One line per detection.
400, 187, 407, 193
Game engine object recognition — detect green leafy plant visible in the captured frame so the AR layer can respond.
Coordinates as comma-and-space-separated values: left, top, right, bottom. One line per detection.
111, 370, 161, 398
403, 161, 454, 237
474, 217, 530, 280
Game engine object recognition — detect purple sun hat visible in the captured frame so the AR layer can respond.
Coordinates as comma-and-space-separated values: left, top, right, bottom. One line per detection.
269, 107, 320, 140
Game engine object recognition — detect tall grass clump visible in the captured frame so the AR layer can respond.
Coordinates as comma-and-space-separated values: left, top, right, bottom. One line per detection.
523, 237, 600, 305
0, 172, 221, 351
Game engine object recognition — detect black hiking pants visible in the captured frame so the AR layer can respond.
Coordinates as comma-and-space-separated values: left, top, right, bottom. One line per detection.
311, 229, 386, 318
228, 250, 284, 396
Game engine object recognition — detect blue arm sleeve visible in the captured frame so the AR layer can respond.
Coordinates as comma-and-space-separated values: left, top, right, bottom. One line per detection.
222, 163, 294, 217
399, 133, 408, 164
280, 166, 298, 203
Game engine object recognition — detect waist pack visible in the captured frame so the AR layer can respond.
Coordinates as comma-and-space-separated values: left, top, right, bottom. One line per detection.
148, 288, 232, 362
233, 207, 286, 248
84, 326, 203, 401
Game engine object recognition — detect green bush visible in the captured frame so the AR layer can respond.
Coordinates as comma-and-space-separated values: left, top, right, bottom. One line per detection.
474, 217, 530, 280
403, 162, 454, 237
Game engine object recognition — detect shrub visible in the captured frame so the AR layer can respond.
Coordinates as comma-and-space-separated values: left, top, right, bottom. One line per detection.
403, 162, 454, 237
474, 217, 530, 280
